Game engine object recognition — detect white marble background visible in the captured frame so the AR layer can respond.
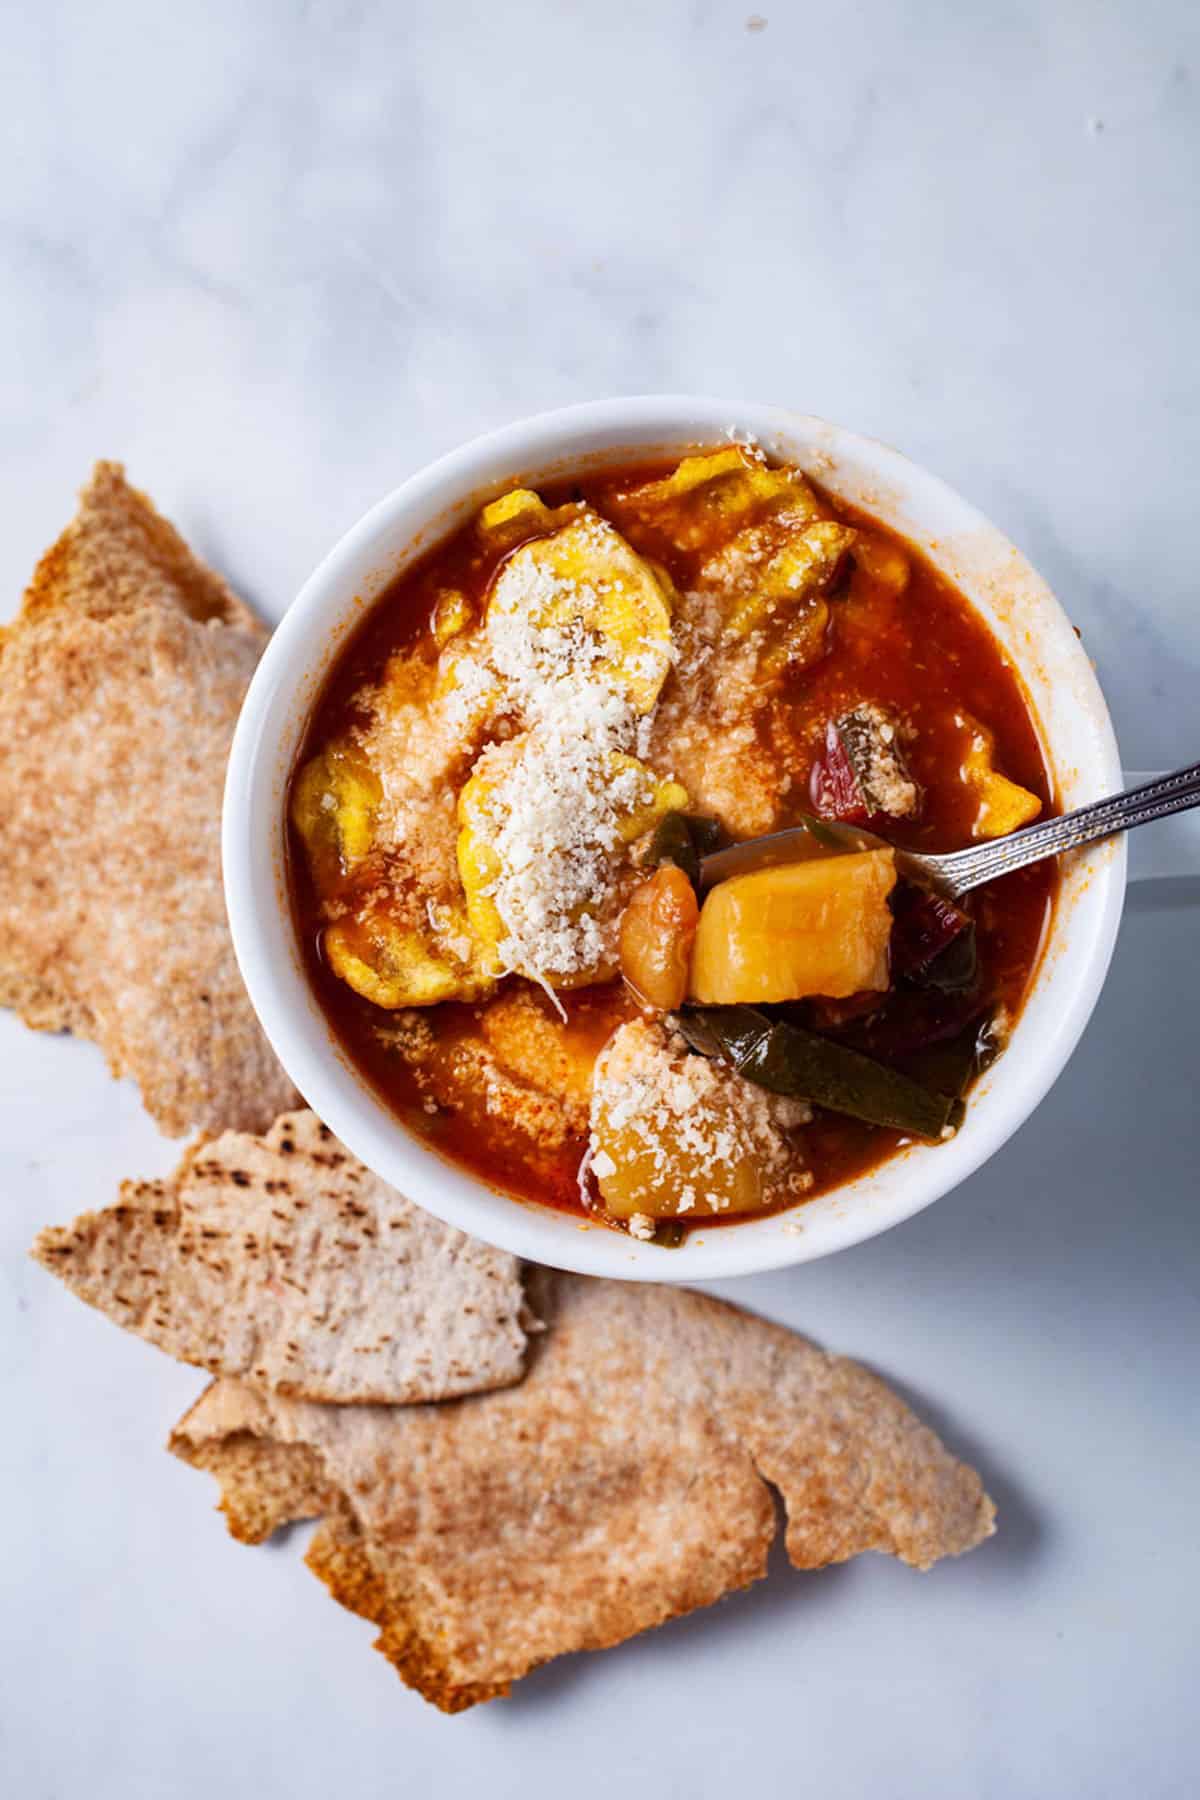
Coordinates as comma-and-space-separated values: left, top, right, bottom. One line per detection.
2, 3, 1198, 1796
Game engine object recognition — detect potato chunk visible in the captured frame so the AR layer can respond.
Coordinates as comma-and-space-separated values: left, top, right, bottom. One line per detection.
589, 1019, 810, 1219
958, 714, 1042, 839
689, 849, 897, 1004
486, 512, 674, 714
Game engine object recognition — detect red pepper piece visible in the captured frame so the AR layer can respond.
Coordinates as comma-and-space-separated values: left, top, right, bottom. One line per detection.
890, 883, 972, 980
809, 720, 872, 824
837, 989, 986, 1059
810, 707, 921, 825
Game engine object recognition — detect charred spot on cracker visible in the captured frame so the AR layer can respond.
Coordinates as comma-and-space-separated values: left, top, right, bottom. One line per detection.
170, 1275, 994, 1711
31, 1109, 534, 1406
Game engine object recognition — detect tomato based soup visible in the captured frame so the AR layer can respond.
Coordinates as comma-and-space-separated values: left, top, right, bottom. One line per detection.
288, 451, 1056, 1236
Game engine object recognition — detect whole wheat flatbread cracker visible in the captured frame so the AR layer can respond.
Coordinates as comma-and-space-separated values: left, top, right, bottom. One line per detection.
171, 1271, 995, 1711
0, 462, 296, 1134
31, 1109, 533, 1405
11, 459, 260, 633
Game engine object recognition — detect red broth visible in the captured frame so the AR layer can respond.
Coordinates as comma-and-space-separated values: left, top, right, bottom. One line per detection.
288, 458, 1056, 1229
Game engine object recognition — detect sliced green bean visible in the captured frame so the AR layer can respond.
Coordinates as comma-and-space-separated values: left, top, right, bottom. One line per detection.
676, 1005, 955, 1139
644, 811, 725, 889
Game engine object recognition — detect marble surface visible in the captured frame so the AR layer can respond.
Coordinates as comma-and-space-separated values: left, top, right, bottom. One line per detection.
3, 3, 1199, 1795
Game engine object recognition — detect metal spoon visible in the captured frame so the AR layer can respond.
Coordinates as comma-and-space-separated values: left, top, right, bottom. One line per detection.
698, 760, 1200, 901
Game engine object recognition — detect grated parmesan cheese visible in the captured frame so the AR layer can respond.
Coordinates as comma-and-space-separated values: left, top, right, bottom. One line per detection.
451, 535, 683, 986
464, 719, 654, 983
439, 648, 501, 734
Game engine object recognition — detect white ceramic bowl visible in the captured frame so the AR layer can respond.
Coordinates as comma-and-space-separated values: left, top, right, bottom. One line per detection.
223, 397, 1125, 1280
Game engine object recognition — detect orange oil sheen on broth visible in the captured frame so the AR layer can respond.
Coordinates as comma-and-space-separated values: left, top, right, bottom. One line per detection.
287, 457, 1057, 1227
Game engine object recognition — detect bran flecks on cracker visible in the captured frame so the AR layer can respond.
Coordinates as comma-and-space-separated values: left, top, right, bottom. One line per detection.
33, 1110, 535, 1405
172, 1272, 995, 1712
0, 463, 295, 1134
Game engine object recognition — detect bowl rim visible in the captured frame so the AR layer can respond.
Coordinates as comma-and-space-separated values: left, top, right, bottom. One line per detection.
222, 395, 1126, 1280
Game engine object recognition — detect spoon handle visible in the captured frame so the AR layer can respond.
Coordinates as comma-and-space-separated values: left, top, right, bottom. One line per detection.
933, 761, 1200, 897
1123, 771, 1200, 882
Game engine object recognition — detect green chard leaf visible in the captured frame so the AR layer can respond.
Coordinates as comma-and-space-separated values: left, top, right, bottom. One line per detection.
675, 1005, 955, 1140
644, 811, 725, 890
